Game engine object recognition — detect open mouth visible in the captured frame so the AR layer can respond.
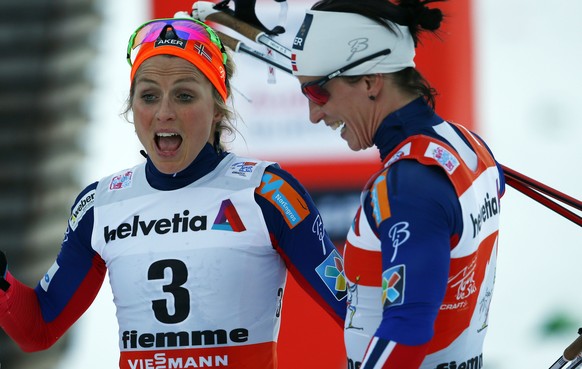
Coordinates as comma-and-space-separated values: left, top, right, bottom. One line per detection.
328, 121, 345, 131
155, 132, 183, 153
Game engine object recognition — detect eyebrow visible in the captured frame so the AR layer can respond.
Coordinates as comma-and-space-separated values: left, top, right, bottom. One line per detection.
135, 75, 204, 86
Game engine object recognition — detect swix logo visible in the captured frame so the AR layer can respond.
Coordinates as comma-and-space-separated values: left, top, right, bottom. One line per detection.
104, 210, 207, 243
470, 192, 499, 238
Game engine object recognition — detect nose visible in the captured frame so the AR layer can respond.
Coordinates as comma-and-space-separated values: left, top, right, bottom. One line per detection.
308, 100, 325, 124
155, 96, 176, 122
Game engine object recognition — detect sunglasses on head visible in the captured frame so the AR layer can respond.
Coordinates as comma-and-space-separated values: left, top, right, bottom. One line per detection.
300, 48, 392, 106
126, 18, 227, 67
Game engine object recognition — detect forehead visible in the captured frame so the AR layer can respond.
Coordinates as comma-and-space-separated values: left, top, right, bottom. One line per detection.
135, 55, 205, 81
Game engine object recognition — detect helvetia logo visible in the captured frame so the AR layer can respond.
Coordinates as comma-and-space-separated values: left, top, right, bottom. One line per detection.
104, 210, 207, 243
470, 192, 499, 238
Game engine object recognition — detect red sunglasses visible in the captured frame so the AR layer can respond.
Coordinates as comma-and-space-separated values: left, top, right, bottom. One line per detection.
300, 48, 392, 106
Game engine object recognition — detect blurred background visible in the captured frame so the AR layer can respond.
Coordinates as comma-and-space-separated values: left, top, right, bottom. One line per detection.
0, 0, 580, 368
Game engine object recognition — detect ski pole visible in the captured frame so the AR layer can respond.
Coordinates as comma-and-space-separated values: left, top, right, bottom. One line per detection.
549, 328, 582, 369
192, 1, 293, 60
214, 30, 292, 74
501, 165, 582, 227
501, 165, 582, 211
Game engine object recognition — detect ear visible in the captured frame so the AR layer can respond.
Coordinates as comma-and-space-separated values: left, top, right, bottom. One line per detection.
213, 106, 224, 125
363, 74, 384, 98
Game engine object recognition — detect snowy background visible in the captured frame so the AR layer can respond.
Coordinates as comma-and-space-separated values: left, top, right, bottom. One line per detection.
57, 0, 582, 368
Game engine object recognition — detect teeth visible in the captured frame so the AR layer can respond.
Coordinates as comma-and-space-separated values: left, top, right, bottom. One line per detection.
156, 133, 179, 137
329, 121, 344, 131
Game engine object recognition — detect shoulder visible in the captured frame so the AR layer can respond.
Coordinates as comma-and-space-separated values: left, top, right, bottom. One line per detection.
255, 164, 312, 229
68, 181, 98, 232
386, 159, 453, 196
262, 165, 308, 194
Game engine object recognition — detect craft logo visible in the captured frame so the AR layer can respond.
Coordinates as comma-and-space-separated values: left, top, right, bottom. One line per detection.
315, 249, 347, 300
382, 264, 405, 308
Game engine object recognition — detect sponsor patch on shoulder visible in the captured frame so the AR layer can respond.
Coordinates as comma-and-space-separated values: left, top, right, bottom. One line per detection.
385, 142, 411, 167
226, 161, 258, 179
382, 264, 405, 308
69, 189, 96, 231
371, 172, 391, 227
315, 249, 347, 301
425, 143, 460, 174
40, 261, 60, 292
257, 173, 310, 228
109, 170, 134, 191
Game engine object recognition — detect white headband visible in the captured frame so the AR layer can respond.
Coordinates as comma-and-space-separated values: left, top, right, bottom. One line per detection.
291, 10, 416, 76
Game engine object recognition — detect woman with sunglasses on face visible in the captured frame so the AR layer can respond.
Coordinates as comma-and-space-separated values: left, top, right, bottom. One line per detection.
292, 0, 505, 368
0, 17, 347, 368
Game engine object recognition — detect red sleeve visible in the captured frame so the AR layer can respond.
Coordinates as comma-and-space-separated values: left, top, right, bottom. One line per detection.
0, 254, 106, 352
